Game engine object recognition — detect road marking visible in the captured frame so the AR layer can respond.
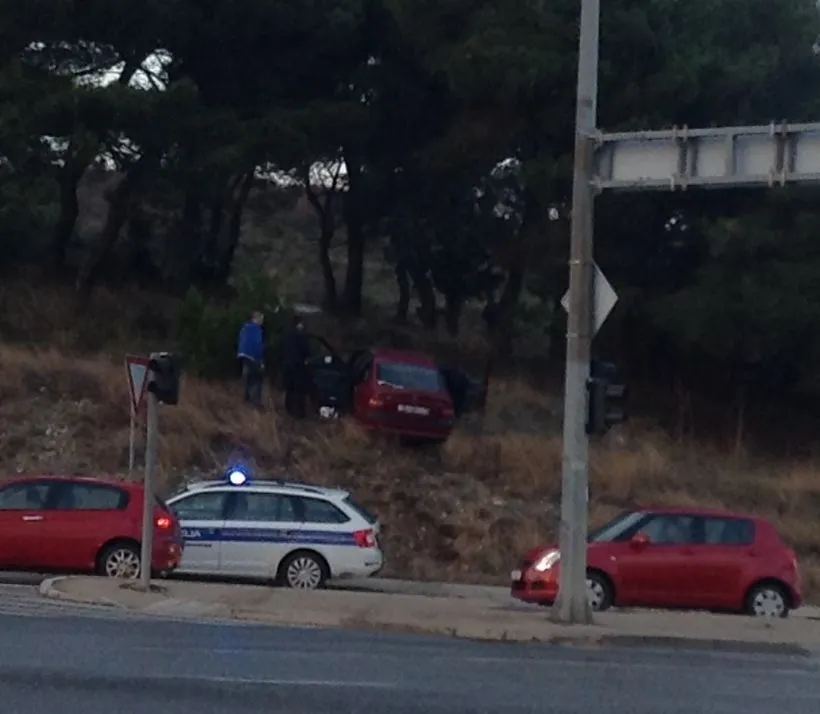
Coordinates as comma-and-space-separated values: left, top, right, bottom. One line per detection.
164, 674, 397, 688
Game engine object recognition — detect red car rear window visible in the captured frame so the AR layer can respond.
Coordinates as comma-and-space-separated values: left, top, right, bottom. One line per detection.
376, 362, 443, 392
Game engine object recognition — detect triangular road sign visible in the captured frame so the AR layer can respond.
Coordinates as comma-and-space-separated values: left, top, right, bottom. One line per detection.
125, 355, 151, 414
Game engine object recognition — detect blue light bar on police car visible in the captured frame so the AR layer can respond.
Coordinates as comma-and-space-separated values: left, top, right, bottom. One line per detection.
227, 469, 248, 485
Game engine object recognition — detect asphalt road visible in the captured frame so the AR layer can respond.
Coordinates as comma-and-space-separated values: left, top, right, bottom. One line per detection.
1, 604, 820, 714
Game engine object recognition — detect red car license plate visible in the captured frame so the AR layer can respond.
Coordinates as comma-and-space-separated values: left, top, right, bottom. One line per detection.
397, 404, 430, 416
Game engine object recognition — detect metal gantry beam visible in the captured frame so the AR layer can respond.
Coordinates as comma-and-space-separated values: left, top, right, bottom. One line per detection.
593, 121, 820, 191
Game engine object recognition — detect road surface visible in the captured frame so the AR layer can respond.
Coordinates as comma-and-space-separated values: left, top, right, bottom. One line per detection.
0, 596, 819, 714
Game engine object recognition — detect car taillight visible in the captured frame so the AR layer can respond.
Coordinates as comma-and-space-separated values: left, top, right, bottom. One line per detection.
367, 396, 384, 408
441, 405, 454, 418
353, 529, 377, 548
155, 516, 172, 530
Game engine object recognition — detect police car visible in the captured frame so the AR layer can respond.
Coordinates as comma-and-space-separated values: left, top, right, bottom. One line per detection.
165, 469, 384, 589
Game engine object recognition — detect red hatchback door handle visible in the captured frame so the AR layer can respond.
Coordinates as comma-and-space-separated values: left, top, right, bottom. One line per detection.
21, 515, 43, 522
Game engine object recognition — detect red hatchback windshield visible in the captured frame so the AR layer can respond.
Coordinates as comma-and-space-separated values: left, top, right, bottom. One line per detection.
376, 361, 443, 392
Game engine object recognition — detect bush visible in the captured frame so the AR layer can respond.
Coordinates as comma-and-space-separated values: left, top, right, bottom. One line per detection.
177, 272, 290, 379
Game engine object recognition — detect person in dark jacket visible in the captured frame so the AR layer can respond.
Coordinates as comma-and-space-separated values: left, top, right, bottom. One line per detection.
237, 310, 265, 408
281, 315, 311, 418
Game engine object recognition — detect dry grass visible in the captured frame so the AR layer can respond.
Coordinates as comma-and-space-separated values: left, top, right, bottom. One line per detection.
1, 343, 820, 601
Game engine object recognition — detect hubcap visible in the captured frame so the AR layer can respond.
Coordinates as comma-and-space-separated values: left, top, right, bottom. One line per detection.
286, 557, 323, 589
752, 588, 785, 617
586, 577, 605, 611
105, 549, 140, 579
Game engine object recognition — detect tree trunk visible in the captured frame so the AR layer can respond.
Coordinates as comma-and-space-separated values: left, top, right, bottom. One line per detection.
318, 211, 337, 310
205, 197, 224, 263
51, 160, 85, 272
51, 64, 141, 274
342, 159, 365, 315
304, 167, 338, 310
216, 170, 254, 284
488, 189, 541, 357
178, 192, 203, 285
76, 158, 147, 295
394, 260, 410, 322
492, 266, 524, 357
409, 266, 437, 329
443, 293, 462, 336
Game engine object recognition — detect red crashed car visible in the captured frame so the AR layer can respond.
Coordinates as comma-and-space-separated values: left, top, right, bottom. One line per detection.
0, 475, 183, 578
305, 339, 487, 442
511, 507, 802, 618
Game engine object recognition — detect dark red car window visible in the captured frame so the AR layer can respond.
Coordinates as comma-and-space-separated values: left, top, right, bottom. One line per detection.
376, 362, 443, 391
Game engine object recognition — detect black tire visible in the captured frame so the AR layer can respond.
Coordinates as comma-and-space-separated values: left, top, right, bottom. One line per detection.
278, 551, 329, 590
745, 581, 790, 618
586, 570, 614, 612
97, 541, 141, 580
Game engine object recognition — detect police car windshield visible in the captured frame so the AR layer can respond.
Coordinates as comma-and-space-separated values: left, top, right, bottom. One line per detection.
344, 495, 377, 525
376, 362, 442, 392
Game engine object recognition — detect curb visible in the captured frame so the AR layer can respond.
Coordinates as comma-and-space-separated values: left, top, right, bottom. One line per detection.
39, 576, 128, 610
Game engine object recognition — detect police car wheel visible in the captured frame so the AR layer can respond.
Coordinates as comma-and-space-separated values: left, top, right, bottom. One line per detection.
281, 551, 328, 589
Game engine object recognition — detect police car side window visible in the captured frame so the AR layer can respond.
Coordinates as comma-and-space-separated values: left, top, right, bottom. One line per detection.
241, 493, 298, 522
173, 492, 226, 520
294, 496, 350, 524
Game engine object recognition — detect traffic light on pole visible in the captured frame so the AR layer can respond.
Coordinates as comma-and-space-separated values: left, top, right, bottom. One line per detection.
148, 352, 181, 406
585, 359, 627, 436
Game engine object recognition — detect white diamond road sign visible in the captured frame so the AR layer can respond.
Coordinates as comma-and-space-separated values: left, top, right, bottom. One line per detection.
560, 263, 618, 335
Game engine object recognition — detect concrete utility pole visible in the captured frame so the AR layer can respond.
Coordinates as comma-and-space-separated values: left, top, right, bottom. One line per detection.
139, 387, 159, 591
552, 0, 600, 625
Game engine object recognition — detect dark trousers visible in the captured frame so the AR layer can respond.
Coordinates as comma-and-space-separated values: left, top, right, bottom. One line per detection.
241, 358, 264, 406
283, 366, 308, 418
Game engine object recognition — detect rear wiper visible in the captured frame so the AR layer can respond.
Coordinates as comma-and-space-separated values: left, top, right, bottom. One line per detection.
377, 380, 405, 389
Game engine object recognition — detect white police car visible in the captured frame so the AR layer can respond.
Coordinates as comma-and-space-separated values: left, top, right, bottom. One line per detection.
165, 470, 384, 589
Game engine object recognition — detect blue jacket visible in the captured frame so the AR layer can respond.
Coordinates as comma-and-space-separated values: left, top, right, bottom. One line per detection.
237, 322, 264, 362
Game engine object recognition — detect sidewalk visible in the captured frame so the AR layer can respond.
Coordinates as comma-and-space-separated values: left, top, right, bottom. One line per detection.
41, 575, 820, 653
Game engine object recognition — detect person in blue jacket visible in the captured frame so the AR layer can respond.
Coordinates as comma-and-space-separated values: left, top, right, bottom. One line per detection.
236, 310, 265, 407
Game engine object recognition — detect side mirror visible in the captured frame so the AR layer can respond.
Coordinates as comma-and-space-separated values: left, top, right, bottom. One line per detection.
630, 532, 650, 548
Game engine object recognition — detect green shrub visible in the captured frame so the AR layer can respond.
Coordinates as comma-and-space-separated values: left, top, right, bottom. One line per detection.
177, 272, 291, 379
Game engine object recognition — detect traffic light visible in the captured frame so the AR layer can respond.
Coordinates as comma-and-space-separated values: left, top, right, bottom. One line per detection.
585, 359, 627, 436
148, 352, 181, 405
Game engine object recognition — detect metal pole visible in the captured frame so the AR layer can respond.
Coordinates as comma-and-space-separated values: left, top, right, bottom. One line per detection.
139, 389, 158, 591
128, 403, 136, 475
552, 0, 599, 625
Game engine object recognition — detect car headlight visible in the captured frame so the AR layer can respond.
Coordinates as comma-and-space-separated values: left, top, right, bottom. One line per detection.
534, 550, 561, 572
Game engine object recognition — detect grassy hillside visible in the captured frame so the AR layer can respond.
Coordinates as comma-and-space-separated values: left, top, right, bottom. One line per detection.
1, 279, 819, 600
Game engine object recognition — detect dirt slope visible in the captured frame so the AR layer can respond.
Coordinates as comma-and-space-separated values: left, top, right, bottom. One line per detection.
2, 342, 819, 600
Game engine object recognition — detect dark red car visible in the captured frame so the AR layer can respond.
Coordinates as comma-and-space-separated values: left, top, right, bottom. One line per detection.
0, 475, 183, 578
511, 507, 802, 618
306, 340, 487, 442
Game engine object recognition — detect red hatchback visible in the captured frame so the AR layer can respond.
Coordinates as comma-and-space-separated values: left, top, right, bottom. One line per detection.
0, 475, 183, 578
351, 348, 455, 441
511, 507, 803, 618
307, 342, 459, 442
